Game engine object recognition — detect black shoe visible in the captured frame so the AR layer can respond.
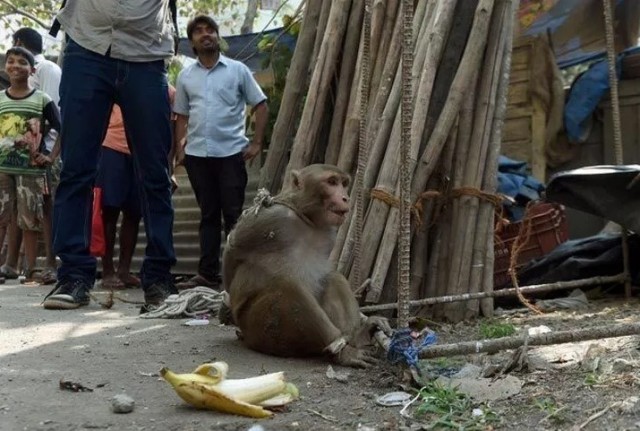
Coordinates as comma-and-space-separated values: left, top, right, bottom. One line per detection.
43, 280, 91, 310
140, 281, 177, 314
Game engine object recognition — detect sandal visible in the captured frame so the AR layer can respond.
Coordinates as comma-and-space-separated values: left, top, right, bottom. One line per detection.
118, 273, 141, 288
21, 268, 41, 286
0, 264, 19, 280
101, 275, 126, 290
176, 274, 220, 291
36, 268, 57, 285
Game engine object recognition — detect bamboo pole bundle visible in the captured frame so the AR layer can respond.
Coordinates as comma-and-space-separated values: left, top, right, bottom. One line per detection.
365, 0, 492, 303
443, 0, 510, 321
332, 0, 431, 273
267, 0, 518, 322
342, 0, 454, 291
259, 1, 324, 193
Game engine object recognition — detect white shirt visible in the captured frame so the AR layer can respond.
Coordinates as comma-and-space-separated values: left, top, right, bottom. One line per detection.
174, 55, 267, 158
56, 0, 174, 62
31, 54, 61, 151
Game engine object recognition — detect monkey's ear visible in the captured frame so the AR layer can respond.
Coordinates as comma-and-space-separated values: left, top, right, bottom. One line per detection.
291, 170, 303, 190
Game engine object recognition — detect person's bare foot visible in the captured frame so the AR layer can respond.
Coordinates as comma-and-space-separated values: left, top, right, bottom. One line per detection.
118, 272, 141, 288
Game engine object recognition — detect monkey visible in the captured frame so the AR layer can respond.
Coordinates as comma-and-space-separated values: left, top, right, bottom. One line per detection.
221, 164, 392, 368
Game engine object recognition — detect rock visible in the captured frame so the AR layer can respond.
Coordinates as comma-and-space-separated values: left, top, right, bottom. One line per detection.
111, 394, 135, 414
435, 375, 522, 402
452, 364, 482, 379
527, 325, 551, 337
326, 365, 350, 383
611, 358, 638, 373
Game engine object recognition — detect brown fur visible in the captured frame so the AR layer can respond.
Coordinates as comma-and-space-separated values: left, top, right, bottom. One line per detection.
222, 164, 383, 367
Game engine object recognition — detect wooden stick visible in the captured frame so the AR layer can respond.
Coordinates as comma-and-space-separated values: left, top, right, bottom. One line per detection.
419, 321, 640, 359
360, 273, 627, 312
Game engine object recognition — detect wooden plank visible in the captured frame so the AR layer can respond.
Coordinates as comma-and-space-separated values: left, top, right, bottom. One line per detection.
501, 139, 533, 168
507, 81, 530, 106
505, 106, 533, 119
503, 116, 531, 141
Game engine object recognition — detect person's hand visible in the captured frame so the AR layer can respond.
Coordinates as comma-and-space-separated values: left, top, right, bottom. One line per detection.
242, 141, 262, 165
170, 174, 178, 194
34, 153, 53, 166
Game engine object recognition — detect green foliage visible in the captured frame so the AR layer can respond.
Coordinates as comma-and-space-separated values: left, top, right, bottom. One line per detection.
414, 382, 500, 430
534, 397, 568, 425
479, 321, 516, 339
255, 15, 299, 148
167, 59, 184, 87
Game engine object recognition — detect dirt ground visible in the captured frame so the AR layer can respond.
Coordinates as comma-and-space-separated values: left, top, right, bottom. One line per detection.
1, 281, 639, 431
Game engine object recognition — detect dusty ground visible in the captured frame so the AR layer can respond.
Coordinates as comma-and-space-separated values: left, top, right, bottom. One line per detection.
1, 281, 639, 431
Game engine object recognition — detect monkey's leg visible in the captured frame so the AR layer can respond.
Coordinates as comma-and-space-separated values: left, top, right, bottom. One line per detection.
320, 271, 363, 335
230, 269, 344, 358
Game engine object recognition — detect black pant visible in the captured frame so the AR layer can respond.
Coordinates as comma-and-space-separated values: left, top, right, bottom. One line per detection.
184, 153, 247, 280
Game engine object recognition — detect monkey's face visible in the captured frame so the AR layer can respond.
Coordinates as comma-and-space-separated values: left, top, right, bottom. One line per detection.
319, 173, 350, 227
291, 165, 351, 228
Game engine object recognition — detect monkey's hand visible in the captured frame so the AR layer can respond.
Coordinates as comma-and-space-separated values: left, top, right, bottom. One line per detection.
325, 336, 378, 368
335, 344, 379, 369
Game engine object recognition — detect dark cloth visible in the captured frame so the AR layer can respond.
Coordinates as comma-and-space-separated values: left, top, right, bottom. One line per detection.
53, 38, 175, 289
184, 153, 247, 280
517, 233, 640, 286
95, 147, 141, 216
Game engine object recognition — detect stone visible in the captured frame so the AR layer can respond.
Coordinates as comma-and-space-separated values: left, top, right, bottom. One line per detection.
111, 394, 135, 414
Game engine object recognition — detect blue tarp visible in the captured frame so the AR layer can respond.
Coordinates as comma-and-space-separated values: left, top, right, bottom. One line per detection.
523, 0, 640, 68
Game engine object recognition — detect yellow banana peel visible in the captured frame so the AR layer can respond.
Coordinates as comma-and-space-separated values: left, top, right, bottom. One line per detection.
160, 362, 298, 418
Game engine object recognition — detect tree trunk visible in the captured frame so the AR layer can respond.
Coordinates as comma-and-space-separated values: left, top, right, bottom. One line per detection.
240, 0, 259, 34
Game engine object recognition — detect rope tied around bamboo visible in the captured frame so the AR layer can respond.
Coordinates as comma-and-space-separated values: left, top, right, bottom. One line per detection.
369, 186, 507, 227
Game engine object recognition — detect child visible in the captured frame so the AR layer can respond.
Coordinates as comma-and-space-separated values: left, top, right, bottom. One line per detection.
0, 47, 61, 281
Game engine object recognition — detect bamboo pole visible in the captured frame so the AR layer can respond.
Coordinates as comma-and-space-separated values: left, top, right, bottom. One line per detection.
369, 0, 400, 101
360, 273, 627, 312
324, 0, 365, 165
286, 0, 354, 174
419, 321, 640, 359
479, 0, 517, 317
311, 0, 333, 71
444, 71, 478, 305
259, 0, 323, 193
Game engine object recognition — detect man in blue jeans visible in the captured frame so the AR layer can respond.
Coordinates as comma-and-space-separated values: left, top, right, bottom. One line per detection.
43, 1, 177, 311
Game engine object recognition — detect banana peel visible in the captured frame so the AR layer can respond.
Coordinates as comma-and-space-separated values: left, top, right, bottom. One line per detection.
160, 362, 298, 418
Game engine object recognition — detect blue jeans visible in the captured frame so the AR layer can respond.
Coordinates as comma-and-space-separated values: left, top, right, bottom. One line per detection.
53, 39, 175, 288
